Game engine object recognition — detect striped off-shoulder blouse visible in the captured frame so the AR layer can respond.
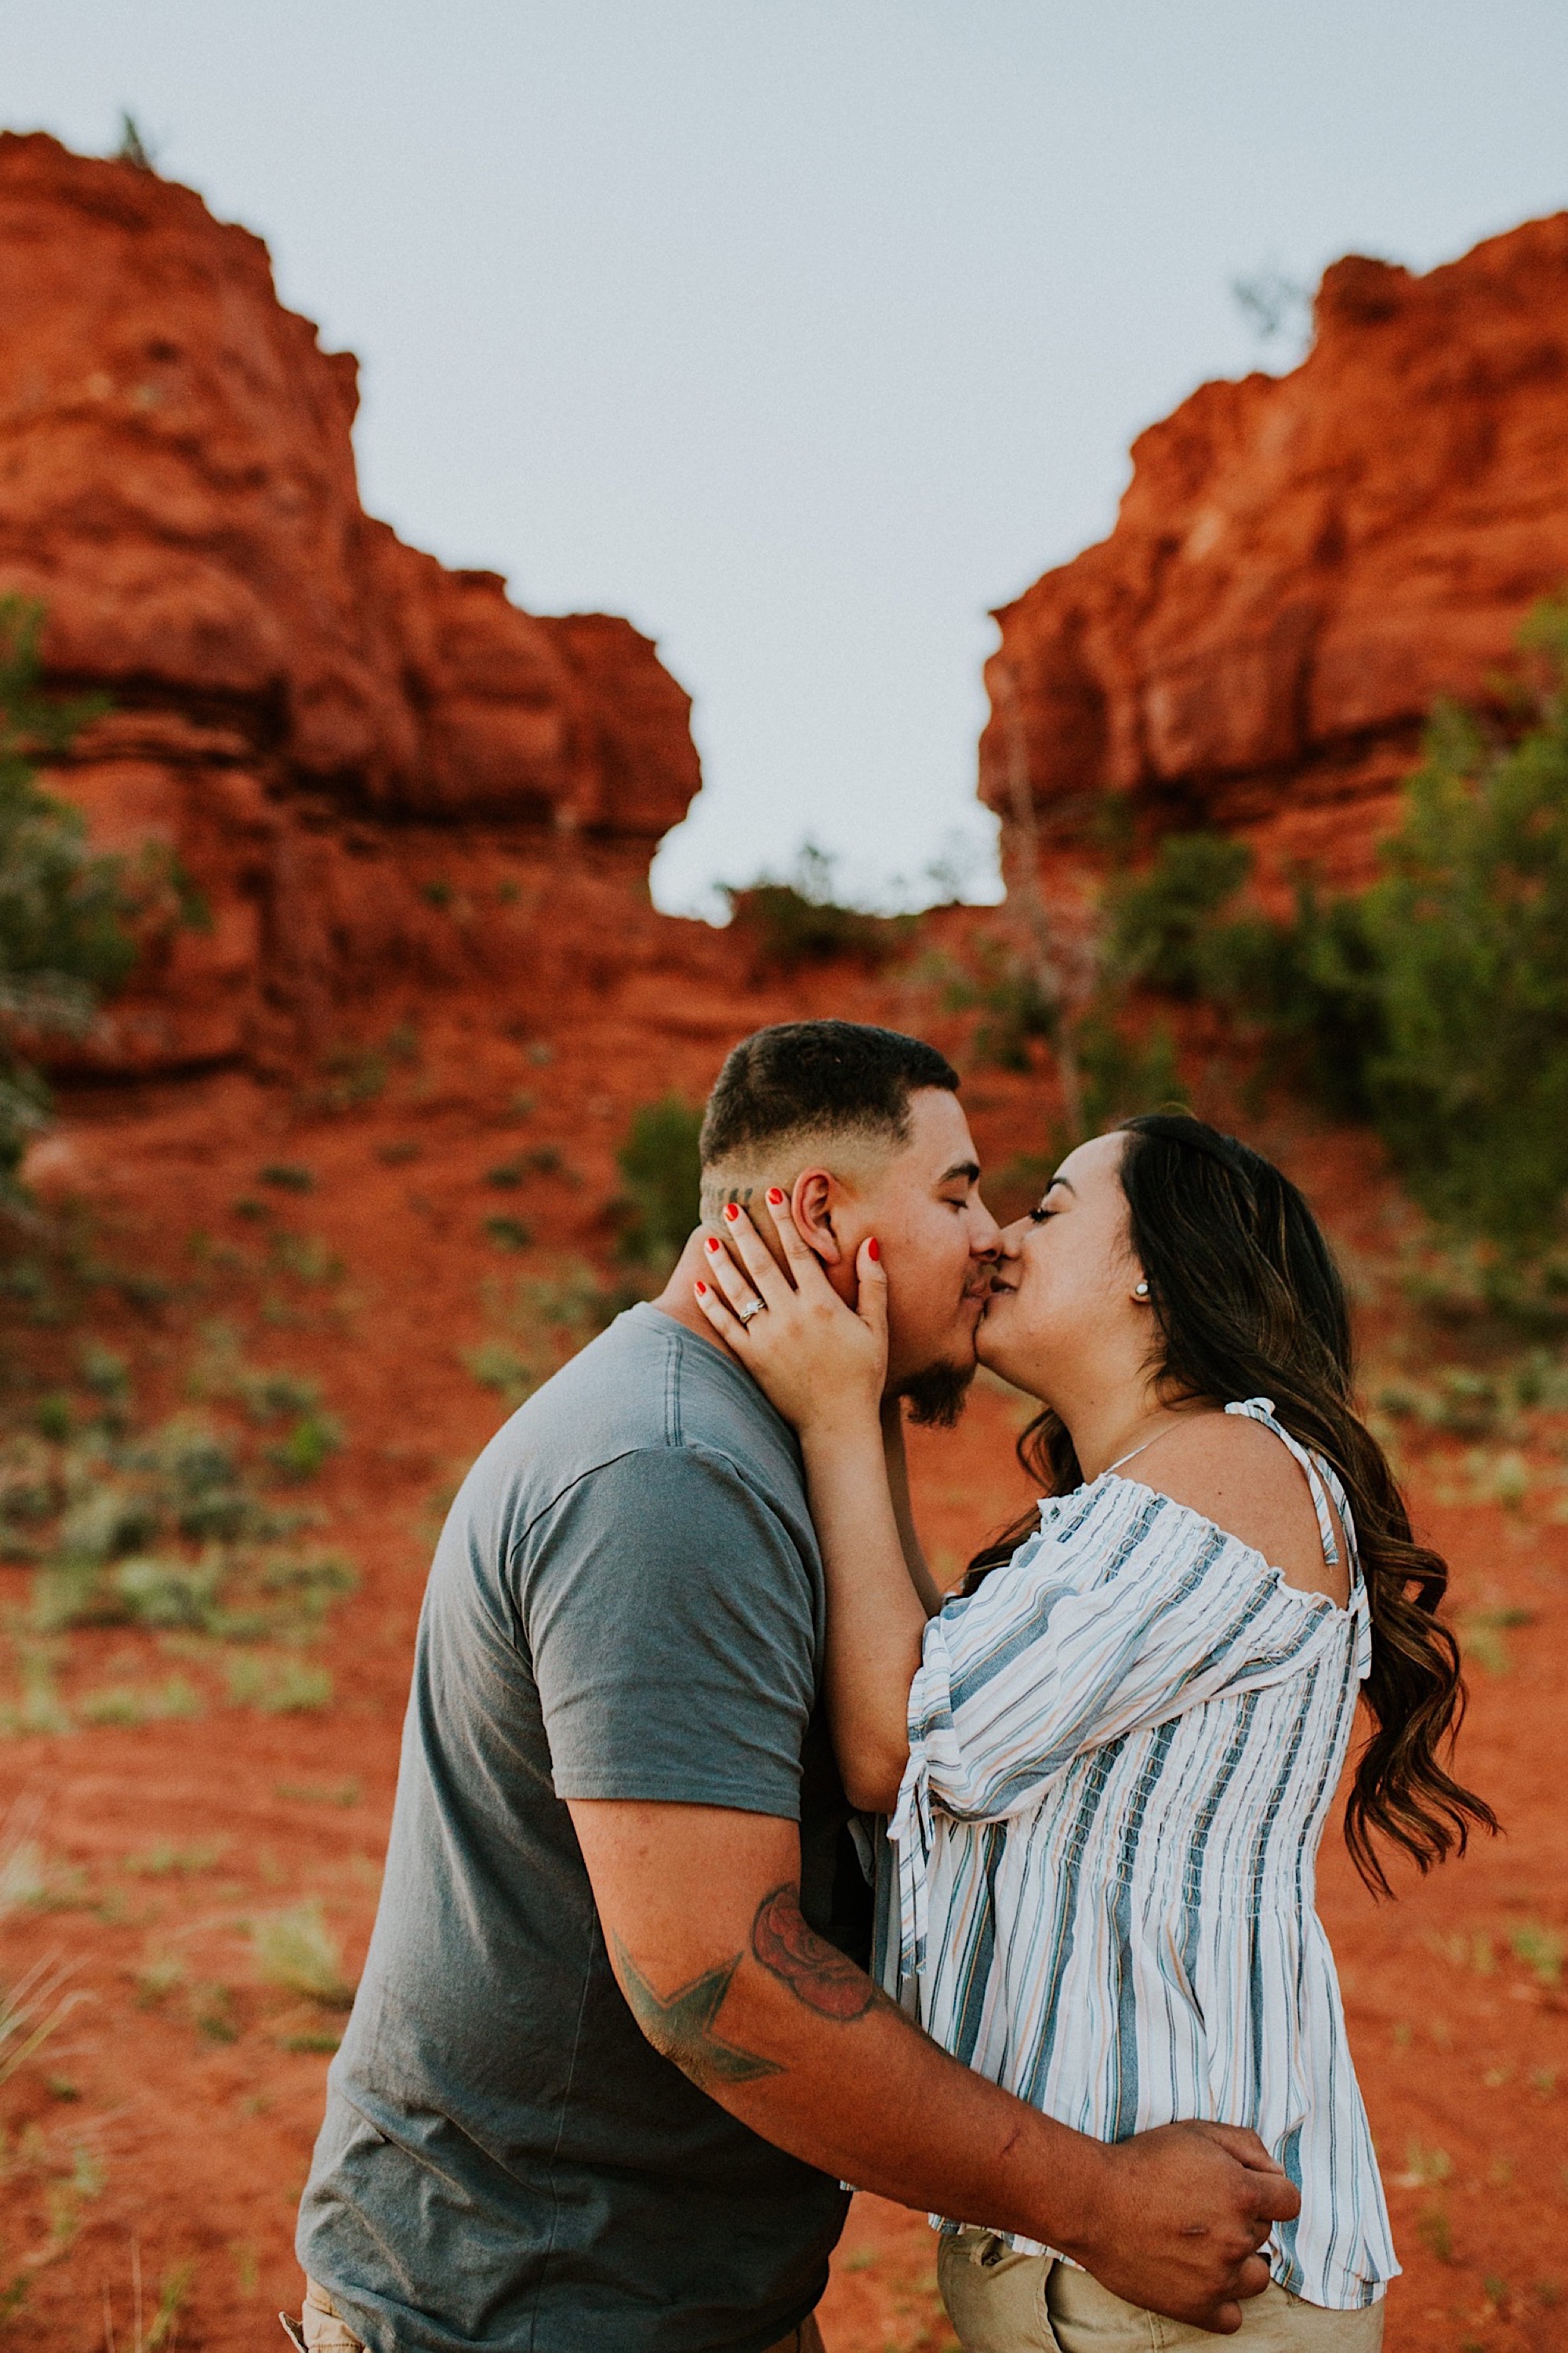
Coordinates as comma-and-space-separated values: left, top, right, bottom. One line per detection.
881, 1399, 1397, 2312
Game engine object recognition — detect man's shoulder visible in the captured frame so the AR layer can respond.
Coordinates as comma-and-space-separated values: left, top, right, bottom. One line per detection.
512, 1304, 681, 1456
463, 1305, 805, 1536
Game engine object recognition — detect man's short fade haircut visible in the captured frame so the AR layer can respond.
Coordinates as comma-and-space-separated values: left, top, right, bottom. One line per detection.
700, 1020, 960, 1168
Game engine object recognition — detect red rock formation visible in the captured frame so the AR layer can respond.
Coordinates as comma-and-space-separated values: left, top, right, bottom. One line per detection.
0, 132, 701, 1069
983, 216, 1568, 890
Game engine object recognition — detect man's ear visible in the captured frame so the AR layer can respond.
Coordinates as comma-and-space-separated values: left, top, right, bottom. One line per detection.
791, 1168, 844, 1264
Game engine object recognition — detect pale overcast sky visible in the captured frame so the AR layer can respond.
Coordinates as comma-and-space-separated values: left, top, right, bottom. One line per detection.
7, 2, 1568, 913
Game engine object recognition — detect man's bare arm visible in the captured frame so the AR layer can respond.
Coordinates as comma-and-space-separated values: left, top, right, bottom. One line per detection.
570, 1799, 1297, 2337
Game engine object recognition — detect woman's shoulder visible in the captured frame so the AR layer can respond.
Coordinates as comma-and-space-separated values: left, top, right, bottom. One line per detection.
1128, 1410, 1345, 1601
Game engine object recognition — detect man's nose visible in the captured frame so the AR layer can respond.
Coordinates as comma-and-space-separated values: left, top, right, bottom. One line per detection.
971, 1197, 1005, 1257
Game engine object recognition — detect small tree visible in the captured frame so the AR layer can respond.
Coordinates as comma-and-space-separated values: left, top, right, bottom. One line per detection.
1096, 600, 1568, 1251
1352, 608, 1568, 1246
723, 843, 908, 974
0, 599, 135, 1200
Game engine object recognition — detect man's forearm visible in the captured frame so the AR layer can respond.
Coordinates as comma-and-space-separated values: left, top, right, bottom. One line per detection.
572, 1802, 1294, 2333
612, 1878, 1107, 2255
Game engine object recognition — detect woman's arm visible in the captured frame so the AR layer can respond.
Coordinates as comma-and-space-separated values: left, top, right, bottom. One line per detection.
881, 1396, 944, 1616
692, 1201, 928, 1810
801, 1409, 927, 1810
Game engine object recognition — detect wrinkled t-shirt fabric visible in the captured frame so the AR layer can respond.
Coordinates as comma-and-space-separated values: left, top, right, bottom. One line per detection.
296, 1304, 869, 2353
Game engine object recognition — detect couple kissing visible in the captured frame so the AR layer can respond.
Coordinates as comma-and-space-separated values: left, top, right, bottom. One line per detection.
291, 1019, 1490, 2353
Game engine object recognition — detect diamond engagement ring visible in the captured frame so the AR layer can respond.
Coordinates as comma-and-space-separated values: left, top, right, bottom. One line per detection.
735, 1298, 764, 1324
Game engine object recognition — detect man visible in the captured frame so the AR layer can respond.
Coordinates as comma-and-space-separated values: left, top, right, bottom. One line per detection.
296, 1020, 1295, 2353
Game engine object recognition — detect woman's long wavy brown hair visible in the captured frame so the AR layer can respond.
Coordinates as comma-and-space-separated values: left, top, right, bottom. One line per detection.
967, 1112, 1497, 1895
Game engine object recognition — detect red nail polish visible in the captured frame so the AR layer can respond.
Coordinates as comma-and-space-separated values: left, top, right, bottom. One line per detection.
867, 1237, 880, 1262
724, 1203, 740, 1222
705, 1235, 721, 1252
695, 1280, 707, 1295
767, 1187, 785, 1206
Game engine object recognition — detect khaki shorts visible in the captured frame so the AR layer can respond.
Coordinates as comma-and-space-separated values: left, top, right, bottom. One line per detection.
292, 2277, 825, 2353
936, 2231, 1385, 2353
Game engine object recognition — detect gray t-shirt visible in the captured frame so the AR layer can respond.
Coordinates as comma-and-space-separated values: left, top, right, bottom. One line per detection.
297, 1305, 869, 2353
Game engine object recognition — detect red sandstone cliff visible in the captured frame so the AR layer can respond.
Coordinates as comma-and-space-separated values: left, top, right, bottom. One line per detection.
0, 132, 702, 1069
982, 217, 1568, 888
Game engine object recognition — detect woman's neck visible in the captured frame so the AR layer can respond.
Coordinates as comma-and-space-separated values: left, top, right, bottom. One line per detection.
1065, 1392, 1216, 1483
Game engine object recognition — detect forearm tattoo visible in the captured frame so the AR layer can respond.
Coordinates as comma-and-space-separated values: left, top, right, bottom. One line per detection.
612, 1935, 783, 2087
612, 1886, 893, 2091
750, 1884, 880, 2021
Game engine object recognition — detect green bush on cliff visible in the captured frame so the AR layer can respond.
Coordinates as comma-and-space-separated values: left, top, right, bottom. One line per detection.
1102, 830, 1254, 997
1345, 611, 1568, 1244
0, 598, 136, 1196
723, 844, 913, 973
1109, 599, 1568, 1249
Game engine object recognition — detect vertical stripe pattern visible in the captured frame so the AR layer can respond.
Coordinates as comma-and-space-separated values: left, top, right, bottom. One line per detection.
883, 1401, 1396, 2313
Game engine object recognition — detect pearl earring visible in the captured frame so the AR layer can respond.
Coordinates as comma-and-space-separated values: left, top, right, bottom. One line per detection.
1134, 1280, 1149, 1299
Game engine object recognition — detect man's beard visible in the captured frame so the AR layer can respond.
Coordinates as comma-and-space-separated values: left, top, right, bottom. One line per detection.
895, 1360, 976, 1430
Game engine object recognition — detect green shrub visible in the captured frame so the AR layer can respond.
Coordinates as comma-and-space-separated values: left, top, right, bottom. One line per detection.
613, 1095, 703, 1270
55, 1481, 158, 1564
111, 1555, 225, 1629
191, 1982, 238, 2043
258, 1550, 356, 1617
1099, 834, 1385, 1116
1073, 1009, 1185, 1135
1348, 649, 1568, 1244
320, 1043, 390, 1109
1109, 602, 1568, 1249
1103, 831, 1254, 994
936, 939, 1058, 1071
724, 844, 913, 973
77, 1676, 201, 1728
78, 1341, 132, 1407
264, 1409, 344, 1483
0, 600, 140, 1195
9, 1378, 354, 1677
257, 1164, 314, 1193
462, 1341, 539, 1410
1508, 1919, 1565, 1988
267, 1231, 343, 1285
482, 1215, 532, 1251
225, 1655, 333, 1714
522, 1265, 629, 1333
252, 1899, 354, 2006
0, 1436, 58, 1545
462, 1265, 630, 1414
33, 1395, 71, 1445
122, 1839, 229, 1876
1213, 630, 1568, 1243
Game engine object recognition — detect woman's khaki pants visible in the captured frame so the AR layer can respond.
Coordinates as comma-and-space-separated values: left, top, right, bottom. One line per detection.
936, 2231, 1385, 2353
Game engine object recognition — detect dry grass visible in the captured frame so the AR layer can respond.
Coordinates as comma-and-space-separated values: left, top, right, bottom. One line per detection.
251, 1901, 355, 2008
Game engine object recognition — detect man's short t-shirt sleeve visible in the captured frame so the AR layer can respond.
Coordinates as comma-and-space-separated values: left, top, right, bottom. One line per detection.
524, 1443, 817, 1820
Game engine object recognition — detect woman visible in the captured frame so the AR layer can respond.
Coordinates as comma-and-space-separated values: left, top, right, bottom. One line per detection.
692, 1113, 1494, 2351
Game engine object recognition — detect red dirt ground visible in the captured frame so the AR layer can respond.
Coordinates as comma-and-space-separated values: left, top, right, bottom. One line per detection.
0, 973, 1563, 2353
